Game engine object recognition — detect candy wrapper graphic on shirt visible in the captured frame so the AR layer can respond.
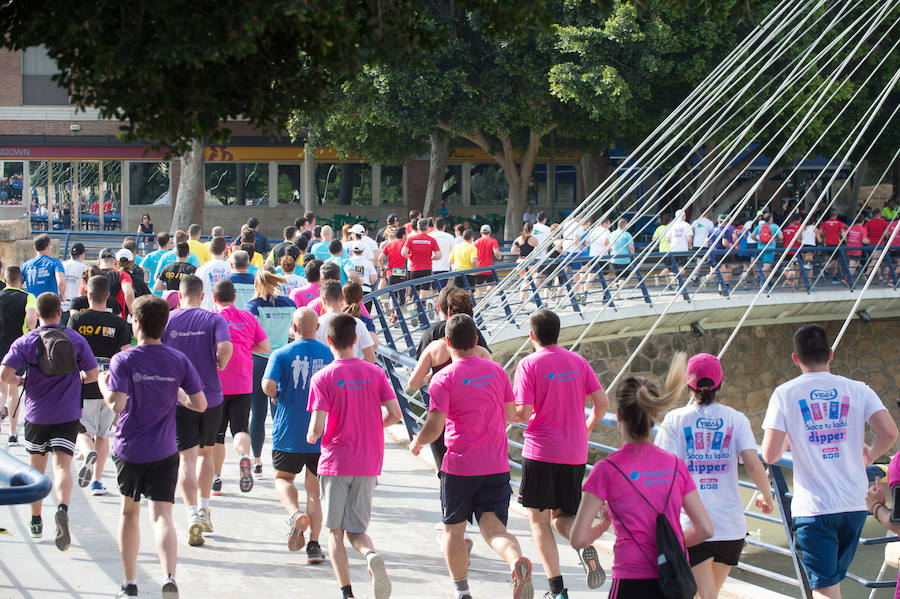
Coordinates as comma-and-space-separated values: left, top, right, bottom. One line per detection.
801, 389, 847, 460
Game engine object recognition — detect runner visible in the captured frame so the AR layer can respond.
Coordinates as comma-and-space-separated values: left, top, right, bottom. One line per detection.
98, 249, 136, 316
307, 313, 401, 599
761, 324, 898, 598
227, 250, 257, 309
245, 270, 296, 476
261, 307, 332, 564
450, 229, 478, 290
290, 259, 324, 308
154, 242, 197, 293
655, 353, 776, 599
157, 230, 201, 272
187, 224, 212, 265
410, 314, 534, 599
666, 210, 693, 277
473, 225, 500, 298
430, 217, 456, 282
0, 292, 98, 549
61, 242, 87, 323
195, 237, 232, 311
570, 354, 714, 599
67, 275, 131, 496
513, 309, 609, 598
164, 275, 233, 546
22, 233, 66, 300
0, 265, 37, 446
403, 218, 441, 294
314, 281, 376, 362
211, 279, 269, 495
142, 232, 172, 284
98, 294, 206, 599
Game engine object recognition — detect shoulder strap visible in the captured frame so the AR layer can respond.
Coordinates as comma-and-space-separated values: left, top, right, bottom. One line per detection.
605, 455, 661, 514
603, 492, 659, 573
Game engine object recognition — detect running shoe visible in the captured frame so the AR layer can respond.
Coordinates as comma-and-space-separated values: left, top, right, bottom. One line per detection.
162, 579, 179, 599
542, 591, 568, 599
187, 515, 205, 546
90, 480, 109, 496
578, 545, 606, 589
253, 463, 263, 478
510, 556, 533, 599
115, 583, 138, 598
306, 540, 326, 564
55, 508, 70, 551
29, 519, 42, 539
198, 507, 213, 533
239, 455, 254, 493
77, 450, 97, 488
8, 434, 18, 447
367, 553, 391, 599
0, 405, 7, 421
211, 475, 223, 496
288, 511, 310, 552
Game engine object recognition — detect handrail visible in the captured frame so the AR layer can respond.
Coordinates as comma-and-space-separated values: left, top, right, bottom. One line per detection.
0, 449, 52, 506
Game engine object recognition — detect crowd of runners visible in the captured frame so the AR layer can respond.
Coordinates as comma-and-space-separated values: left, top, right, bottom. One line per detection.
0, 210, 899, 599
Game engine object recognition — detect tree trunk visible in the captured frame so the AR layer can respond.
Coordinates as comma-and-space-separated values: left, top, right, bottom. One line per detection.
499, 130, 542, 239
843, 158, 869, 215
235, 163, 246, 206
338, 163, 354, 205
579, 153, 611, 201
171, 138, 204, 232
423, 132, 450, 217
892, 156, 899, 198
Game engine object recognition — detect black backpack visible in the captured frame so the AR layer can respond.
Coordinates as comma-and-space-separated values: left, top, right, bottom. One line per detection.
606, 455, 698, 599
104, 269, 123, 302
129, 265, 151, 298
35, 327, 77, 376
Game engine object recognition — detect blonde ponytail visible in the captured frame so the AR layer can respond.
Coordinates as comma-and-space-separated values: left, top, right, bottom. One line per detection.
617, 352, 687, 439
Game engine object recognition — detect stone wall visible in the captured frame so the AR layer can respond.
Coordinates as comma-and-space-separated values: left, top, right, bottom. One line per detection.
0, 218, 57, 266
497, 318, 900, 454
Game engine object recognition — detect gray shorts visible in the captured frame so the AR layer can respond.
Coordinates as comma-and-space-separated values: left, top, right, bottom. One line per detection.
320, 475, 377, 534
81, 398, 115, 438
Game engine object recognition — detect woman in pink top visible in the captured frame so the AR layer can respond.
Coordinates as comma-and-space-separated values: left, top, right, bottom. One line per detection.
570, 354, 713, 599
289, 258, 323, 308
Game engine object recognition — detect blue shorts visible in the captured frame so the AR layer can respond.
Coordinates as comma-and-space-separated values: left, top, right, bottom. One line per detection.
794, 511, 866, 588
440, 471, 511, 526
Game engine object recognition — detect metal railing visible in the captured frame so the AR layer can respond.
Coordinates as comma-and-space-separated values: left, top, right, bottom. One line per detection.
0, 449, 51, 506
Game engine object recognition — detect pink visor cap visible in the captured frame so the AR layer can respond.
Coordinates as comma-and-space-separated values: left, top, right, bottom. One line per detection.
686, 353, 723, 389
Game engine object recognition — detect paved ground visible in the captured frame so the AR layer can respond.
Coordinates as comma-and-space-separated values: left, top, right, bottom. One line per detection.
1, 425, 605, 599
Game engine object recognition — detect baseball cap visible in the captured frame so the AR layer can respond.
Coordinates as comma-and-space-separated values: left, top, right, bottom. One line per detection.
350, 224, 366, 235
480, 224, 491, 233
351, 242, 364, 253
162, 290, 180, 310
99, 247, 116, 260
685, 353, 723, 390
115, 248, 134, 262
70, 242, 85, 257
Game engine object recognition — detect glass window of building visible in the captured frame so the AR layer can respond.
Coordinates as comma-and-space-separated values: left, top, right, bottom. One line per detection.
314, 163, 372, 205
50, 162, 73, 228
22, 46, 69, 105
277, 164, 302, 204
443, 165, 462, 205
380, 166, 404, 204
470, 163, 508, 205
205, 163, 268, 206
0, 161, 24, 205
556, 165, 577, 205
128, 162, 171, 206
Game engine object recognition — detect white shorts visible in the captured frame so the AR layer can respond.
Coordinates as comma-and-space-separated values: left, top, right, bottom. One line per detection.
320, 475, 377, 534
81, 399, 115, 438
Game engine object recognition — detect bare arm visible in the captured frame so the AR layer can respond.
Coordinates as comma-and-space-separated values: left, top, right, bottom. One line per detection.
866, 483, 900, 534
432, 250, 442, 260
400, 246, 410, 258
0, 365, 22, 387
761, 429, 788, 465
307, 409, 327, 444
56, 270, 66, 301
252, 338, 271, 354
864, 409, 899, 466
504, 401, 517, 423
98, 372, 127, 414
741, 449, 775, 513
585, 388, 610, 434
408, 350, 435, 390
26, 308, 37, 331
216, 340, 233, 371
261, 377, 278, 399
382, 398, 401, 428
681, 489, 715, 547
122, 282, 135, 313
362, 345, 376, 363
152, 278, 165, 292
570, 491, 611, 550
515, 403, 534, 422
410, 409, 446, 455
178, 389, 207, 412
81, 367, 98, 384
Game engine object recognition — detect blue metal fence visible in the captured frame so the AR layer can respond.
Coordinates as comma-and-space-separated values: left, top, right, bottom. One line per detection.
0, 449, 51, 506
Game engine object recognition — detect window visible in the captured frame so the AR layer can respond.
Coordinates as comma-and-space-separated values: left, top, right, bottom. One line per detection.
22, 46, 69, 105
470, 163, 508, 205
443, 165, 462, 204
0, 161, 24, 206
128, 162, 171, 205
314, 162, 372, 205
380, 166, 404, 204
277, 164, 301, 204
205, 163, 268, 206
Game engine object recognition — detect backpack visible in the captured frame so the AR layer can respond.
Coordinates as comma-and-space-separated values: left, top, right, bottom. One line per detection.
759, 222, 773, 244
34, 326, 77, 376
605, 456, 697, 599
129, 266, 151, 298
104, 269, 123, 303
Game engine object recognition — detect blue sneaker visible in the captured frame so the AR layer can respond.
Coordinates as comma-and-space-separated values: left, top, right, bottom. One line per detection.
90, 480, 109, 496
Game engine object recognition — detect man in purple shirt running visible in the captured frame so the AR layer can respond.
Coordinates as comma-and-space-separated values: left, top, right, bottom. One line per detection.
163, 275, 232, 546
0, 292, 98, 549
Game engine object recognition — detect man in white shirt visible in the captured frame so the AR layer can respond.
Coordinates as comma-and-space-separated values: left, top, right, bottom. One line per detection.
429, 217, 456, 278
532, 211, 551, 246
349, 223, 378, 262
195, 237, 232, 311
346, 243, 378, 294
762, 324, 897, 598
666, 209, 694, 276
61, 242, 87, 317
692, 211, 715, 249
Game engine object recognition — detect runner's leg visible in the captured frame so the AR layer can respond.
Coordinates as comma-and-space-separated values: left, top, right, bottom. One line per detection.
479, 511, 524, 566
274, 470, 300, 515
692, 558, 716, 599
119, 495, 141, 581
328, 527, 352, 587
305, 469, 323, 543
528, 508, 561, 578
149, 500, 178, 579
443, 521, 469, 580
178, 447, 199, 510
29, 452, 49, 517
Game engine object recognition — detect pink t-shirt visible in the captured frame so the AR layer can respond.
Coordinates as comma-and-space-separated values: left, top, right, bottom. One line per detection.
308, 358, 395, 476
217, 305, 267, 395
890, 453, 900, 599
513, 346, 602, 465
583, 444, 695, 579
290, 283, 320, 308
307, 297, 370, 318
428, 355, 514, 476
845, 224, 867, 256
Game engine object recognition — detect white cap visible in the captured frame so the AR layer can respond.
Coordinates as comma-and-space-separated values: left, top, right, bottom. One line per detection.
351, 242, 364, 252
675, 209, 686, 221
350, 224, 366, 235
480, 224, 491, 233
115, 248, 134, 262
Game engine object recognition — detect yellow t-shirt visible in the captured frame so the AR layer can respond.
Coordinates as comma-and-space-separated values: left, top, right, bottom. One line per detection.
450, 242, 478, 271
652, 225, 671, 253
188, 239, 211, 265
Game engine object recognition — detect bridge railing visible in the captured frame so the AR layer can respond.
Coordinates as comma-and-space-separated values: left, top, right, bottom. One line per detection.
0, 449, 52, 506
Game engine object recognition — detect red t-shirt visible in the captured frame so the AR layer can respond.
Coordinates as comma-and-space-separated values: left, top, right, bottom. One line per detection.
474, 236, 499, 273
820, 218, 846, 246
845, 224, 867, 256
782, 223, 801, 252
888, 222, 900, 247
383, 240, 407, 277
404, 233, 440, 272
865, 218, 889, 245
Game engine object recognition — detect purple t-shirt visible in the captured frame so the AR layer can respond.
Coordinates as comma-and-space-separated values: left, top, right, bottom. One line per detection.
163, 308, 230, 408
1, 324, 97, 425
108, 344, 203, 463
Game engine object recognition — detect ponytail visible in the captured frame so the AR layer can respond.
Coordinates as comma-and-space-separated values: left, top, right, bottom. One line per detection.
342, 281, 363, 318
616, 352, 687, 440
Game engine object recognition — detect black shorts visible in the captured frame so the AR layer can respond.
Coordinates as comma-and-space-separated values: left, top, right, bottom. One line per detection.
409, 270, 432, 291
432, 271, 449, 290
518, 458, 584, 515
440, 470, 511, 525
24, 419, 79, 456
114, 452, 179, 503
272, 450, 320, 475
387, 275, 408, 303
608, 578, 664, 599
688, 538, 745, 567
455, 274, 478, 289
475, 273, 494, 285
176, 403, 224, 451
216, 393, 251, 444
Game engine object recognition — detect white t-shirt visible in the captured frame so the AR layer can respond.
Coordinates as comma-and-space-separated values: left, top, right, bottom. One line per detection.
532, 222, 550, 245
429, 230, 456, 272
315, 311, 375, 359
588, 227, 610, 257
692, 217, 714, 248
666, 221, 693, 252
355, 235, 378, 262
656, 402, 757, 541
800, 225, 817, 246
195, 258, 232, 311
61, 259, 86, 310
762, 371, 886, 517
279, 272, 307, 296
347, 256, 377, 292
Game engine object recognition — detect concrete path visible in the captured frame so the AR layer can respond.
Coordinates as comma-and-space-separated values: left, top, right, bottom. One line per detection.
1, 425, 604, 599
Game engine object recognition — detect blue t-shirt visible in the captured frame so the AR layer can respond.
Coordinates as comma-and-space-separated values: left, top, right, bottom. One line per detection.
264, 339, 333, 453
22, 254, 64, 297
325, 255, 350, 285
753, 222, 781, 261
708, 224, 735, 251
246, 295, 296, 356
228, 272, 256, 312
142, 248, 168, 282
311, 242, 332, 261
157, 250, 200, 272
609, 230, 634, 265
